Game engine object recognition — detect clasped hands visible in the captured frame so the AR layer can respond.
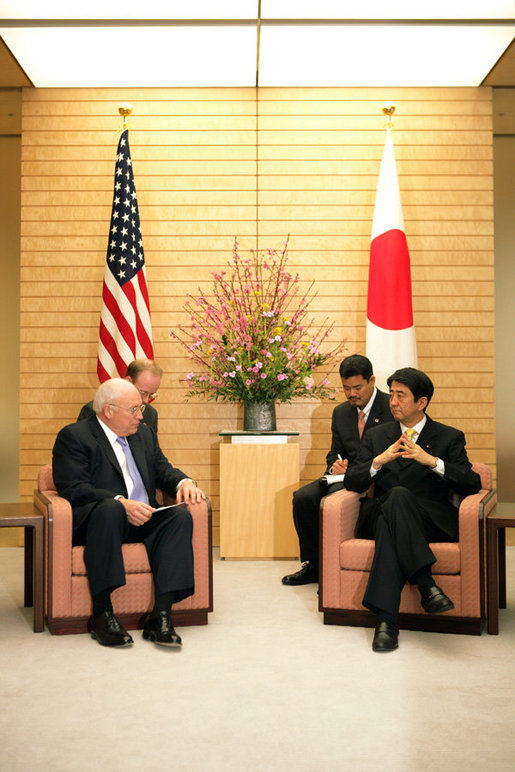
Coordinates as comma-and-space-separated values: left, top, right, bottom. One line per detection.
372, 433, 437, 471
120, 481, 206, 526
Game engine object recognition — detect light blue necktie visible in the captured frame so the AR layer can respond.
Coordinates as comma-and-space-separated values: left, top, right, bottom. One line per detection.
116, 437, 148, 503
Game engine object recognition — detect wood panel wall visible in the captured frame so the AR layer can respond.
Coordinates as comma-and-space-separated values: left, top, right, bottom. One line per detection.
19, 87, 495, 545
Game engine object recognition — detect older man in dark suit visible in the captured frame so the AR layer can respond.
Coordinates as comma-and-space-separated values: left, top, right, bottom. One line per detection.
345, 367, 481, 652
53, 378, 205, 649
282, 354, 394, 586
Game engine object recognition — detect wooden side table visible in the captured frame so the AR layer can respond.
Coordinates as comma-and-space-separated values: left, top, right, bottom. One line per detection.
219, 432, 300, 559
0, 503, 45, 632
487, 503, 515, 635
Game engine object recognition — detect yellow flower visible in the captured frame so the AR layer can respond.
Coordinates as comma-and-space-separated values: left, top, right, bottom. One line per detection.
274, 327, 282, 335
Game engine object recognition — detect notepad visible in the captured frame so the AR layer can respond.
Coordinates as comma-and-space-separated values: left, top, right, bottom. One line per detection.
322, 474, 345, 484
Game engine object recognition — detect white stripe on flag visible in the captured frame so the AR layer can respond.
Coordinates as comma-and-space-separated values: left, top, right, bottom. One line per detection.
366, 319, 418, 392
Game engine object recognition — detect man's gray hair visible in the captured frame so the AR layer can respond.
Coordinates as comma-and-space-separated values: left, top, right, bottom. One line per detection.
92, 378, 137, 413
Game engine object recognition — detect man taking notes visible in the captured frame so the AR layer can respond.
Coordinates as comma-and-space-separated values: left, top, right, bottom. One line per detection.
282, 354, 394, 586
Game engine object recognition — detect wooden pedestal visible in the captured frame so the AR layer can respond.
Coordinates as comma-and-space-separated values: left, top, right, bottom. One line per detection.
219, 441, 300, 559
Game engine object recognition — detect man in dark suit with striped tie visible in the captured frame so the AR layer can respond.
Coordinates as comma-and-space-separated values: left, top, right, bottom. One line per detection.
345, 367, 481, 652
282, 354, 394, 586
53, 378, 205, 649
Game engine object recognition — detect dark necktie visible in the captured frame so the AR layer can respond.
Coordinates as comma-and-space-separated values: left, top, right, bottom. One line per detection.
116, 437, 148, 503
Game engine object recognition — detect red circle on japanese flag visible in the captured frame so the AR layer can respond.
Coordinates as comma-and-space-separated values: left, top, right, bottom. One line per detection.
367, 229, 414, 330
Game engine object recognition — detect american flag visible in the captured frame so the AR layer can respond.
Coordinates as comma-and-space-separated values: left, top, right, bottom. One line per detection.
97, 128, 154, 382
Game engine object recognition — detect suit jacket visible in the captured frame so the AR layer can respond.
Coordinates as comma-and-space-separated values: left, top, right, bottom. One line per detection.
344, 415, 481, 539
325, 389, 394, 472
52, 415, 187, 529
77, 400, 158, 434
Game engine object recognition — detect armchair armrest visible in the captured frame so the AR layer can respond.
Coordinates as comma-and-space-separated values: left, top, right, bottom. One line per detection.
458, 487, 497, 616
33, 488, 74, 618
320, 489, 361, 609
184, 497, 213, 611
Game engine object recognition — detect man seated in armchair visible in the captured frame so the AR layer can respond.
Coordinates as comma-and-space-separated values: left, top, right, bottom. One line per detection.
53, 378, 206, 649
282, 354, 394, 586
345, 367, 481, 653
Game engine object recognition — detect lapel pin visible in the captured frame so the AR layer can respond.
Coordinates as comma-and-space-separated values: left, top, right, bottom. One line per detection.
374, 418, 379, 423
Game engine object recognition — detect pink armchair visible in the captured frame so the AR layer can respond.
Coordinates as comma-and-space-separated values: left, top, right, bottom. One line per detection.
34, 464, 213, 634
320, 463, 495, 634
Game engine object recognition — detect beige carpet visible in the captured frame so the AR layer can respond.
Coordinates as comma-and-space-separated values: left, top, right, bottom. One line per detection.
1, 547, 514, 772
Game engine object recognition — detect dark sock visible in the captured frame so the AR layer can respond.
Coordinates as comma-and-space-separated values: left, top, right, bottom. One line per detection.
413, 566, 435, 596
152, 591, 175, 616
378, 611, 397, 626
92, 590, 113, 618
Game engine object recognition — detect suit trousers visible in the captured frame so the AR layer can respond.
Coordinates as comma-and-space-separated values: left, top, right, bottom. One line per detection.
75, 499, 194, 601
292, 479, 345, 565
356, 486, 453, 618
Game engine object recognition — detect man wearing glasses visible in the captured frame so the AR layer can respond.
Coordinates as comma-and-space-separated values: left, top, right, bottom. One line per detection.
53, 378, 205, 649
77, 359, 162, 433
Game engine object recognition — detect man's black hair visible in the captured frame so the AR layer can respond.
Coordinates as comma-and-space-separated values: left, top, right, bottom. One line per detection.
339, 354, 373, 381
387, 367, 434, 409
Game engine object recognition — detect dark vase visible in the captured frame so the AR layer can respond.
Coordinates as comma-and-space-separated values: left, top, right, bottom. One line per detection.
243, 401, 276, 431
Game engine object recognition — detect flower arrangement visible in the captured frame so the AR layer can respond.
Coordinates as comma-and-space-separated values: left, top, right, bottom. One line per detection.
171, 239, 345, 404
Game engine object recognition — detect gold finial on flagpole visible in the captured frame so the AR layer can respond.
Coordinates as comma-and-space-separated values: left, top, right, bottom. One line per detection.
118, 102, 132, 130
382, 102, 395, 128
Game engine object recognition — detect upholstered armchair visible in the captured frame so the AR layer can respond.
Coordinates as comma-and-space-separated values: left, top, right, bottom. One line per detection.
34, 464, 213, 634
320, 463, 495, 634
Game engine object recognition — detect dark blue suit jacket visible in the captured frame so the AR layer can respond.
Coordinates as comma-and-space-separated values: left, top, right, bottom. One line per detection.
52, 415, 187, 529
345, 415, 481, 539
325, 389, 394, 472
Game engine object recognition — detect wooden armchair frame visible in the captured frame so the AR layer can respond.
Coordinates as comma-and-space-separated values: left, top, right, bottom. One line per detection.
319, 463, 496, 635
34, 464, 213, 635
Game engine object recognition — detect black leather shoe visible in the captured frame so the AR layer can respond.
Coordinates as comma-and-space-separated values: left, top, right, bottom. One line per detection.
143, 611, 182, 648
372, 621, 399, 652
282, 562, 318, 585
89, 611, 133, 647
421, 585, 455, 614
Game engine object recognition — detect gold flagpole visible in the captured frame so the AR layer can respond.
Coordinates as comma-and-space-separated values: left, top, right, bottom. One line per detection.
382, 102, 395, 129
118, 102, 132, 131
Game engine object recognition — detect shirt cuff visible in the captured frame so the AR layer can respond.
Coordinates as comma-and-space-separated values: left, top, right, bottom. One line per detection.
370, 462, 380, 477
432, 458, 445, 477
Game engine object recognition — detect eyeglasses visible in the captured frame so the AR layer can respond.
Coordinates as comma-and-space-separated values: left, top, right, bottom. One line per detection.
108, 403, 146, 415
138, 389, 158, 400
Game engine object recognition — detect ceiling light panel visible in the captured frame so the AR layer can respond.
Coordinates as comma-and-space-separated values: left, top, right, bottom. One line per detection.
259, 24, 515, 86
260, 0, 515, 20
0, 25, 257, 86
0, 0, 260, 19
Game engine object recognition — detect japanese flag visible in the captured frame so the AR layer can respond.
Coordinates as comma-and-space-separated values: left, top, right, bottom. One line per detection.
366, 126, 417, 391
